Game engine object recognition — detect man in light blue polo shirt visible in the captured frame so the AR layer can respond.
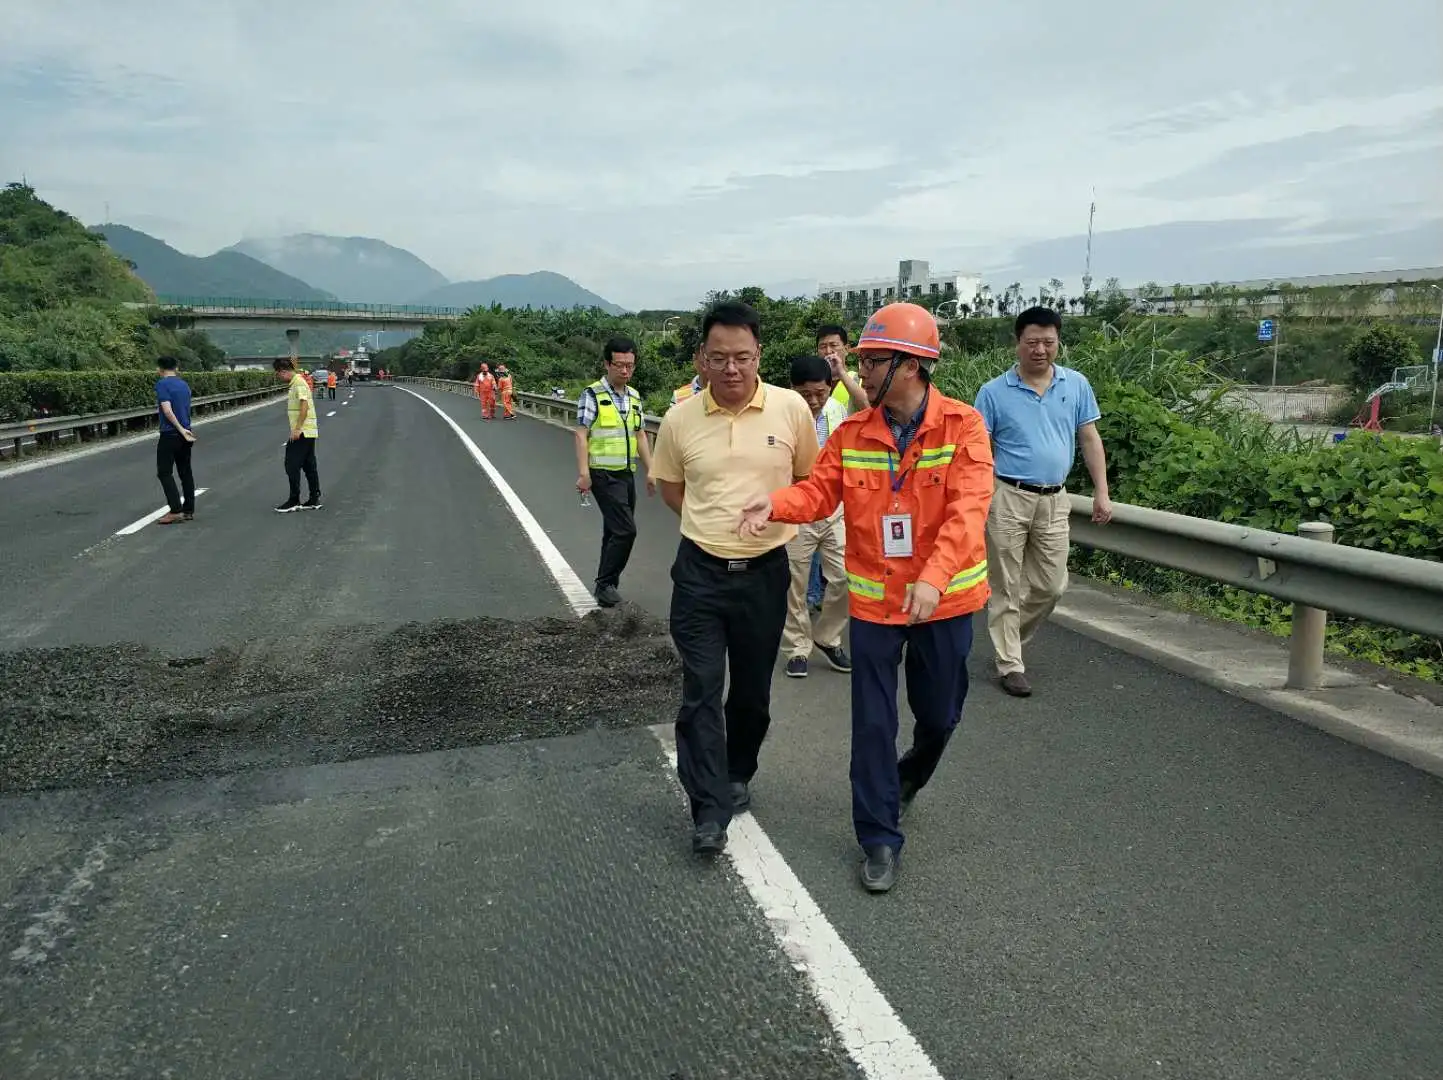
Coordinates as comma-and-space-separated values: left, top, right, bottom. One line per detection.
974, 306, 1112, 697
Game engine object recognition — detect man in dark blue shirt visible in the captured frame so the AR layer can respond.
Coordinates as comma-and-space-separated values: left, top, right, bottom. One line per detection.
155, 356, 196, 524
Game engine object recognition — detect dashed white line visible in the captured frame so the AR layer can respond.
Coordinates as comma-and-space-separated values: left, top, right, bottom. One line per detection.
391, 385, 597, 615
9, 837, 113, 968
326, 410, 337, 417
115, 488, 210, 535
399, 382, 939, 1080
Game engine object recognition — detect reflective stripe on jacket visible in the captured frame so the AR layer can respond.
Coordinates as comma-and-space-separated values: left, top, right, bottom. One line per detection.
768, 391, 994, 625
586, 380, 644, 471
669, 377, 702, 409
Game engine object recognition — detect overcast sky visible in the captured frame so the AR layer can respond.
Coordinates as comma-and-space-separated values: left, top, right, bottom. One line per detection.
3, 0, 1441, 310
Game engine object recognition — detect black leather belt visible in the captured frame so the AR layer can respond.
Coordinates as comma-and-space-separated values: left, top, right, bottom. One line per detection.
683, 537, 785, 572
998, 475, 1064, 496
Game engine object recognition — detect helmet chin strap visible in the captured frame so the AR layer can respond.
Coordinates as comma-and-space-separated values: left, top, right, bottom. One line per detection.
874, 351, 909, 408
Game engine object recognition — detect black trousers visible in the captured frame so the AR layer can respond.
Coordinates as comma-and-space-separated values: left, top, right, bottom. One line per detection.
284, 436, 320, 502
669, 538, 789, 827
590, 468, 637, 590
156, 432, 195, 514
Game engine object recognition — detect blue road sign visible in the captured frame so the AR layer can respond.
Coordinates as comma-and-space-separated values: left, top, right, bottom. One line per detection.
1258, 319, 1275, 342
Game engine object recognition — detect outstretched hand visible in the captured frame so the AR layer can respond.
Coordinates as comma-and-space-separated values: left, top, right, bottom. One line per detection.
737, 494, 773, 536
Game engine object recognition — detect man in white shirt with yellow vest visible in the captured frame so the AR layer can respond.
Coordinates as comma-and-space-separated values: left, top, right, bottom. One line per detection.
574, 336, 654, 607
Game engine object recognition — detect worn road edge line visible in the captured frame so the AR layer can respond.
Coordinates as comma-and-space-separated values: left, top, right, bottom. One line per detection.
0, 395, 286, 482
115, 488, 211, 536
649, 726, 943, 1080
393, 385, 598, 616
1051, 601, 1443, 780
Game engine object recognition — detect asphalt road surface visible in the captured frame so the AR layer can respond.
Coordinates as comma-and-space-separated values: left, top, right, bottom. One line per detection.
1, 381, 1439, 1080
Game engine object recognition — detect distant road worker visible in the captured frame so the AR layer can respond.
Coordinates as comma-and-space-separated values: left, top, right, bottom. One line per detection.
496, 364, 516, 419
326, 369, 337, 400
740, 302, 994, 893
668, 342, 708, 410
475, 363, 497, 420
816, 324, 868, 413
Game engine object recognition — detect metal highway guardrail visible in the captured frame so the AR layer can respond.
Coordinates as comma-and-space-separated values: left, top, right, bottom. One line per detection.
394, 375, 1443, 688
1, 385, 287, 460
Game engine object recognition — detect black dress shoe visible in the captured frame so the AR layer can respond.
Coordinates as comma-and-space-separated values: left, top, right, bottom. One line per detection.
692, 821, 727, 855
860, 845, 898, 892
729, 781, 751, 812
595, 584, 621, 607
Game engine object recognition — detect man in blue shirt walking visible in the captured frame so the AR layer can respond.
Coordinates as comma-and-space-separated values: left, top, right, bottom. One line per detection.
154, 356, 196, 525
973, 308, 1112, 696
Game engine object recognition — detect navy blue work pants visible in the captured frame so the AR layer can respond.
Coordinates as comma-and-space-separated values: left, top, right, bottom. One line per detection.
849, 612, 974, 851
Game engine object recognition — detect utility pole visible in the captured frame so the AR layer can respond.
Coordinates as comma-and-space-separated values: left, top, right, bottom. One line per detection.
1271, 318, 1282, 387
1081, 190, 1095, 307
1430, 285, 1442, 429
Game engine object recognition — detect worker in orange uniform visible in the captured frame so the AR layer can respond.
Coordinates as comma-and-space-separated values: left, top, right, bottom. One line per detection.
474, 363, 497, 420
326, 369, 337, 400
740, 303, 994, 894
496, 364, 516, 420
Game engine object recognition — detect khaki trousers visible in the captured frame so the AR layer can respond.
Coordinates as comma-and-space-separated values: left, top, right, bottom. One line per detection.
783, 509, 848, 659
985, 480, 1070, 675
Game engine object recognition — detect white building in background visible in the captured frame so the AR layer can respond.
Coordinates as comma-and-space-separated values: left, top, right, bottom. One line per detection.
818, 260, 983, 320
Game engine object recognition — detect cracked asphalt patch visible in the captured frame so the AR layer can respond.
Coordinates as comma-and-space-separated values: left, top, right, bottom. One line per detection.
0, 603, 680, 795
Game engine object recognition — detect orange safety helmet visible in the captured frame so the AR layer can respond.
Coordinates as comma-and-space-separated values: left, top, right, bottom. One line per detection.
857, 302, 941, 366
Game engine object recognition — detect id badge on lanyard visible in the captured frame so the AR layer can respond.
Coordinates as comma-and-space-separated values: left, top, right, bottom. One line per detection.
882, 451, 913, 558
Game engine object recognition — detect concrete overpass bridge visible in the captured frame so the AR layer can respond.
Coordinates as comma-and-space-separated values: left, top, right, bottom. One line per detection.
125, 296, 467, 332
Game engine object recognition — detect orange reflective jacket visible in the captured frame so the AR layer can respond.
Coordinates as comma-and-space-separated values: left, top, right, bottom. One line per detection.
769, 391, 994, 625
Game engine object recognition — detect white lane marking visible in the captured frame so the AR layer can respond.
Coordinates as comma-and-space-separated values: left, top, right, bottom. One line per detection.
115, 488, 210, 535
392, 386, 597, 615
0, 396, 285, 482
400, 383, 935, 1079
9, 837, 113, 968
326, 410, 337, 417
650, 727, 942, 1080
342, 401, 350, 407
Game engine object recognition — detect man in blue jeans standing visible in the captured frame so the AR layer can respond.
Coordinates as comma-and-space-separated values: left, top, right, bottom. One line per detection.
154, 356, 196, 525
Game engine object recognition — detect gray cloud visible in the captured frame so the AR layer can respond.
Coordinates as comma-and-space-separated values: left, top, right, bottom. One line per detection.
2, 0, 1440, 310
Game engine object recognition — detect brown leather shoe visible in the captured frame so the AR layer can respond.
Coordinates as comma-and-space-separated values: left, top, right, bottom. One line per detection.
1000, 671, 1032, 697
157, 512, 185, 525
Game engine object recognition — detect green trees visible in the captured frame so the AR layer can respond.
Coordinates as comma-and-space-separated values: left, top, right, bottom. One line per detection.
1344, 322, 1423, 393
0, 182, 227, 377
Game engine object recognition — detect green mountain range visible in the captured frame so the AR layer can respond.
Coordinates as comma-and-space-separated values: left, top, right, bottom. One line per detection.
93, 224, 333, 301
96, 225, 626, 314
413, 271, 624, 314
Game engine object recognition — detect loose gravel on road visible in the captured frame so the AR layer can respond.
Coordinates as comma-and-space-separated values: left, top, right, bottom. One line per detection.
0, 604, 680, 795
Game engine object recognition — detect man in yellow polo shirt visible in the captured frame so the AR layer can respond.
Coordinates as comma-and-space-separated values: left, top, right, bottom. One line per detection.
274, 357, 321, 513
650, 300, 818, 855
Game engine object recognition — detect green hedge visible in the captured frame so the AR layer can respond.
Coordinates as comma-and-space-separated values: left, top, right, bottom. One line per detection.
0, 370, 276, 422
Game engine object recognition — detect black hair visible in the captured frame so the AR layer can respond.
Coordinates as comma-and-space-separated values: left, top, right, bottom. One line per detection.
701, 300, 761, 342
602, 335, 637, 364
814, 324, 848, 346
789, 354, 832, 387
1014, 306, 1063, 339
156, 355, 180, 371
273, 357, 296, 371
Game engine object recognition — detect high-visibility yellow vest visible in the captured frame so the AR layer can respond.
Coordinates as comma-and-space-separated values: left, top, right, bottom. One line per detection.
586, 380, 644, 471
831, 372, 859, 411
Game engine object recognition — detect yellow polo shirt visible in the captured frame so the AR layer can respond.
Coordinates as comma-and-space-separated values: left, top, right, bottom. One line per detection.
651, 380, 818, 558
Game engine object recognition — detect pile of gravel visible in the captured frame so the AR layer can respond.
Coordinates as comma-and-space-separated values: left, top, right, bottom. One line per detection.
0, 604, 680, 795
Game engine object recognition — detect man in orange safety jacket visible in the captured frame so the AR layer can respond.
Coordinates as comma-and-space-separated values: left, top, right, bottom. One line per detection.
495, 364, 515, 419
740, 302, 994, 893
475, 363, 497, 420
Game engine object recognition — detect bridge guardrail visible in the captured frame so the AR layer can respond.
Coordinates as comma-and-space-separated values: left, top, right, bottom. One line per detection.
394, 376, 1443, 687
1, 385, 287, 460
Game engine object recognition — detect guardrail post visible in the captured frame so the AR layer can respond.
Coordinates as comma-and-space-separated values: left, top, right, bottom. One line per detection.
1286, 521, 1335, 689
